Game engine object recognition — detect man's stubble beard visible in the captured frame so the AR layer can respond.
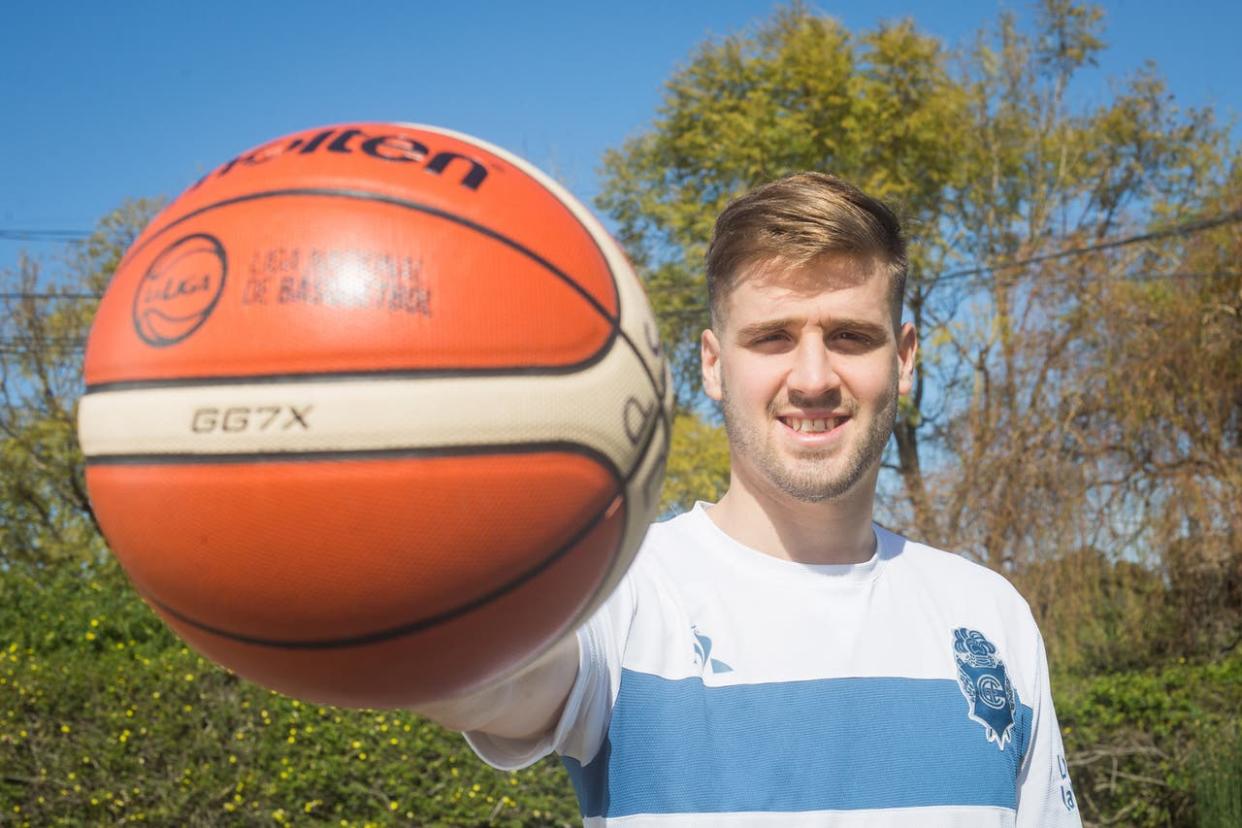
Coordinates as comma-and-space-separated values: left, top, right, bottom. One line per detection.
720, 374, 899, 504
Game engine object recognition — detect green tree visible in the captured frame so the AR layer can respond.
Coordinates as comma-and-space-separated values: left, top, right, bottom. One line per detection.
599, 2, 971, 530
0, 198, 162, 570
598, 0, 1229, 555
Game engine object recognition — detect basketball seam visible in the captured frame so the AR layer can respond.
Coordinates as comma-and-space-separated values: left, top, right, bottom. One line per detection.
566, 396, 668, 631
107, 184, 619, 345
81, 346, 618, 394
85, 440, 618, 467
116, 441, 627, 649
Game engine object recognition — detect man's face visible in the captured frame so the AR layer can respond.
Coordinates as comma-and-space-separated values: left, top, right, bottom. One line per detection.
701, 255, 917, 504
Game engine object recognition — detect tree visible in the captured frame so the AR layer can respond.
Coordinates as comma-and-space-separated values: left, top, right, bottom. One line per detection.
599, 2, 970, 532
0, 199, 162, 570
597, 0, 1237, 673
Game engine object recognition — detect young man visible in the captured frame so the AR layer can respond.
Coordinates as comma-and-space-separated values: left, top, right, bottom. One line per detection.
417, 173, 1082, 827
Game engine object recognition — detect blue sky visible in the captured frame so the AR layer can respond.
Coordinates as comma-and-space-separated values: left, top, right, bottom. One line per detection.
2, 0, 1239, 272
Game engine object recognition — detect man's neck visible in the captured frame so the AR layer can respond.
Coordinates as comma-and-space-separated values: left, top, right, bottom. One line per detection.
705, 470, 879, 565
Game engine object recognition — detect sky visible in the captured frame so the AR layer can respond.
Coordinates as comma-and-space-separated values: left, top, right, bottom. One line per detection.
2, 0, 1240, 274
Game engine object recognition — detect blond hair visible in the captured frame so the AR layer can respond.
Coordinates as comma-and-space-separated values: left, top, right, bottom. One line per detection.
706, 172, 907, 327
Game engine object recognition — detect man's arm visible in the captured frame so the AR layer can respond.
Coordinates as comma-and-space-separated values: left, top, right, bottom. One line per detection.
1016, 629, 1082, 827
412, 634, 579, 740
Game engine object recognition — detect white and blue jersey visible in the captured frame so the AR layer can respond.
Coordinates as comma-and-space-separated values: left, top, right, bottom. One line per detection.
467, 503, 1082, 827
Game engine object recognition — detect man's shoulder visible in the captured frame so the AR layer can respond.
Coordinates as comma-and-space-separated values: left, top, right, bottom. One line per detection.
626, 508, 701, 575
878, 526, 1030, 608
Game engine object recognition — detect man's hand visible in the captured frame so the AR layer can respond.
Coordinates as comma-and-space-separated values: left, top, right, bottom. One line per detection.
412, 635, 579, 741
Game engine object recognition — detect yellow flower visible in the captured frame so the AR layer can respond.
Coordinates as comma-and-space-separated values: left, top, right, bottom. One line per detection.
59, 724, 71, 734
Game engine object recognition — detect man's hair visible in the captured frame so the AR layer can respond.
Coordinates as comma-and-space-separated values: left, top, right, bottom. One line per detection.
705, 172, 907, 328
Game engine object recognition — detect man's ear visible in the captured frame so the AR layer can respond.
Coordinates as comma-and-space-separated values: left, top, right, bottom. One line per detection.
897, 322, 918, 397
702, 327, 723, 401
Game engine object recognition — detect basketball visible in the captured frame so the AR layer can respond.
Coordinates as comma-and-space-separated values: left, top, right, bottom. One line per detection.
76, 123, 672, 707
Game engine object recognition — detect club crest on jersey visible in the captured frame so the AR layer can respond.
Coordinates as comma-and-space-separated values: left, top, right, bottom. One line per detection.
953, 628, 1016, 750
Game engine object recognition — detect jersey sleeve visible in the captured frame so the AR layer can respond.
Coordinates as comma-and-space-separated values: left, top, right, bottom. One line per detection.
1015, 627, 1082, 827
463, 570, 638, 771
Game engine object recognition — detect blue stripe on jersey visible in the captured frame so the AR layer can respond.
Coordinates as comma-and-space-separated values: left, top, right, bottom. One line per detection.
562, 670, 1033, 819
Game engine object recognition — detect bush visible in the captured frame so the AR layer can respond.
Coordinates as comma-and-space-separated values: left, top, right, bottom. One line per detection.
4, 559, 1240, 826
1056, 653, 1242, 827
0, 561, 579, 826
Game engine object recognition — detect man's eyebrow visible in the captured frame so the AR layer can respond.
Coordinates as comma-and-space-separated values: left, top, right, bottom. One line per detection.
735, 319, 796, 339
833, 319, 892, 339
735, 317, 892, 339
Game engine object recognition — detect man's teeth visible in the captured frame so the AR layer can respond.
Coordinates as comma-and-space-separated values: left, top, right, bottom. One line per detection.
784, 417, 844, 433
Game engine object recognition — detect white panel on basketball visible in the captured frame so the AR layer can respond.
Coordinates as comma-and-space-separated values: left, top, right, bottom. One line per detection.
77, 339, 660, 473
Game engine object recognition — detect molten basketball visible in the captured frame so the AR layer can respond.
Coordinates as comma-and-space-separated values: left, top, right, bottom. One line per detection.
77, 123, 671, 707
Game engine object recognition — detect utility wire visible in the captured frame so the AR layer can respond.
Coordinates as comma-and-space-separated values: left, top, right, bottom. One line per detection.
590, 207, 1242, 302
0, 230, 91, 243
935, 208, 1242, 283
0, 293, 99, 301
3, 207, 1241, 307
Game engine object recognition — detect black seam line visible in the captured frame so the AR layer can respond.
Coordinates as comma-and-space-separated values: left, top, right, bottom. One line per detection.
566, 390, 668, 646
567, 194, 670, 416
81, 340, 618, 393
143, 492, 627, 651
616, 326, 669, 407
118, 186, 621, 325
613, 325, 671, 460
84, 441, 621, 467
125, 442, 627, 650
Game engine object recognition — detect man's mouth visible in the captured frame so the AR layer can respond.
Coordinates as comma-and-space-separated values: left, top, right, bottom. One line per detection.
778, 415, 850, 434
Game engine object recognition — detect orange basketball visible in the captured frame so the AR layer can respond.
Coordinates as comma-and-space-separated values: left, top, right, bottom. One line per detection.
77, 123, 671, 707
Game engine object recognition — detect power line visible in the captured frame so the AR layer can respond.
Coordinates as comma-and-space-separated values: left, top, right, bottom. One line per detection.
0, 230, 91, 243
0, 293, 99, 301
935, 208, 1242, 283
3, 206, 1240, 306
654, 269, 1241, 320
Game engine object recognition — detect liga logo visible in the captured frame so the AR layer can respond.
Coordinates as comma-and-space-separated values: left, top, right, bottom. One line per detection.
131, 233, 227, 347
953, 627, 1017, 750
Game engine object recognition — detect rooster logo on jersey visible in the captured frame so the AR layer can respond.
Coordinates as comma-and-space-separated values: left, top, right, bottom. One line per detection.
953, 628, 1017, 750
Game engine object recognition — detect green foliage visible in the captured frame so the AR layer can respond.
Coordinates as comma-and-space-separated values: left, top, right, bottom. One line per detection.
659, 410, 730, 514
1055, 654, 1242, 826
598, 2, 967, 400
0, 562, 580, 826
0, 199, 164, 572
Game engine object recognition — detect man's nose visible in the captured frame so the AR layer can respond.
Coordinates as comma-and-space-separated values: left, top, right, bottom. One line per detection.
786, 336, 840, 399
